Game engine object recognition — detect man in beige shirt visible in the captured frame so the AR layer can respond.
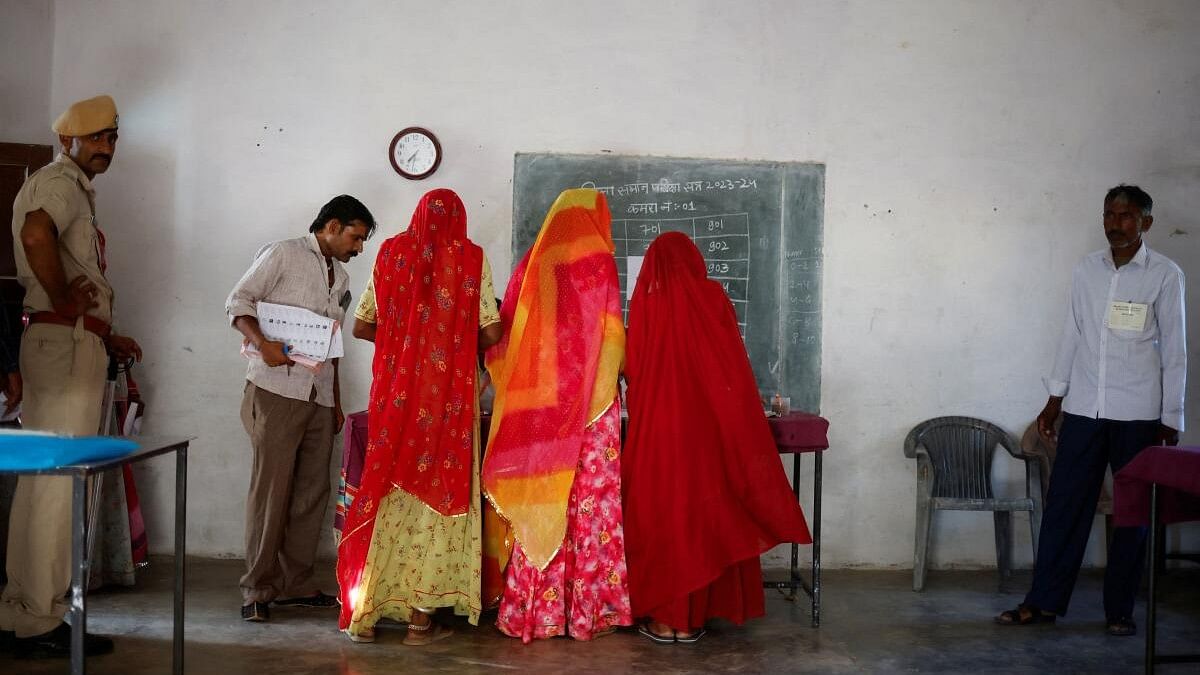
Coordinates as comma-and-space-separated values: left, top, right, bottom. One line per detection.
1, 95, 140, 659
225, 195, 374, 622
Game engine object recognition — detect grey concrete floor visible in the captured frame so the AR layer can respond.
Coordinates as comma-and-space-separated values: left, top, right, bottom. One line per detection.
2, 558, 1198, 674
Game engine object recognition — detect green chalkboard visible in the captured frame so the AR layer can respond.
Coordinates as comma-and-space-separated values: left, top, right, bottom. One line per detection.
512, 152, 823, 413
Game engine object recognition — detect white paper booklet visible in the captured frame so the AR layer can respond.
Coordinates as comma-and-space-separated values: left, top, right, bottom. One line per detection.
255, 302, 338, 361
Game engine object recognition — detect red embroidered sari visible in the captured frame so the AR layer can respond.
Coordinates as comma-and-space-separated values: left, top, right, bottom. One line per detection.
622, 232, 812, 631
337, 189, 483, 628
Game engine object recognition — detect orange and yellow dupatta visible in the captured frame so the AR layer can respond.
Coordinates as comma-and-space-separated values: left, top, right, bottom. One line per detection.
482, 189, 625, 570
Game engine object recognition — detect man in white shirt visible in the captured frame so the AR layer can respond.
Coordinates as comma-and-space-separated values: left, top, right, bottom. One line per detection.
997, 185, 1186, 636
225, 195, 374, 622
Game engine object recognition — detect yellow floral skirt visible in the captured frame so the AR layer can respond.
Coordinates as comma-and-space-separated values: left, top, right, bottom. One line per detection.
344, 437, 483, 634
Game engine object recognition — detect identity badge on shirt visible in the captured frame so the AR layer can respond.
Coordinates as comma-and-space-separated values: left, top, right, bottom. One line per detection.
1108, 301, 1148, 331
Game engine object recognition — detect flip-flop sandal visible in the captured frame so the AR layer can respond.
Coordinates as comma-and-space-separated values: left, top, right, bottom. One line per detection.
995, 604, 1056, 626
637, 623, 676, 645
241, 602, 269, 622
403, 622, 453, 646
1106, 618, 1136, 636
675, 628, 707, 644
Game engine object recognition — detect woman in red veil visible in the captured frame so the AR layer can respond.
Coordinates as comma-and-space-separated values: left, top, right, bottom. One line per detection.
622, 232, 812, 643
336, 189, 501, 645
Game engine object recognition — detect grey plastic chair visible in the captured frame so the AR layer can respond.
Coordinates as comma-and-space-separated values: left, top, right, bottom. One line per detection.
904, 416, 1043, 591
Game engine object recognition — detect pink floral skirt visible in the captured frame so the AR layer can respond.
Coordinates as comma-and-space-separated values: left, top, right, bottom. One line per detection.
496, 403, 633, 642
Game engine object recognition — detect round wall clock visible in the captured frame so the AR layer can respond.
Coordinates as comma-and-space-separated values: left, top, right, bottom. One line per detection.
389, 127, 442, 180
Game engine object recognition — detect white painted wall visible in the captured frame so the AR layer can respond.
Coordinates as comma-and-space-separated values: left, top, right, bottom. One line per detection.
30, 0, 1200, 567
0, 0, 53, 141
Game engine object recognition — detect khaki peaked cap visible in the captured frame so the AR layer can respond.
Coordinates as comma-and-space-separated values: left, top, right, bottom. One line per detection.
52, 95, 118, 136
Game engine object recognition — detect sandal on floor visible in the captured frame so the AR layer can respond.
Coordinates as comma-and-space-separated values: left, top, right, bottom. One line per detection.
675, 628, 707, 644
346, 627, 375, 644
995, 604, 1056, 626
1106, 617, 1137, 637
402, 622, 453, 646
637, 623, 676, 645
241, 602, 269, 622
275, 591, 339, 608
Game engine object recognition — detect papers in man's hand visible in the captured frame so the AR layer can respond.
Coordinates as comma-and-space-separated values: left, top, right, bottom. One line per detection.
241, 302, 344, 373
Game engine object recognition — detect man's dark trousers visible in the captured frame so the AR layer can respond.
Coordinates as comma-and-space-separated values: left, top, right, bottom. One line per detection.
1025, 412, 1159, 620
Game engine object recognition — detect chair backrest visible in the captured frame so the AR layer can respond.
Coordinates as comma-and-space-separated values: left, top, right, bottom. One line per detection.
905, 416, 1016, 500
1020, 417, 1112, 513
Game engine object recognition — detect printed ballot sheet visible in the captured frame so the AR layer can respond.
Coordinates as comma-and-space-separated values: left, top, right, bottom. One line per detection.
257, 302, 339, 361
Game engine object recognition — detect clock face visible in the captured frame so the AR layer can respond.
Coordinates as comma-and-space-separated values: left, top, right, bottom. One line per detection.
389, 127, 441, 179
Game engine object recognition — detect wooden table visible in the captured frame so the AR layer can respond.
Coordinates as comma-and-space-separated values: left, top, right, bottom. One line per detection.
1113, 445, 1200, 674
0, 435, 192, 675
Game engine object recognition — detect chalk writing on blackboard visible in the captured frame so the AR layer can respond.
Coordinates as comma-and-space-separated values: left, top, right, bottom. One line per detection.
613, 212, 751, 338
583, 177, 761, 196
513, 153, 823, 411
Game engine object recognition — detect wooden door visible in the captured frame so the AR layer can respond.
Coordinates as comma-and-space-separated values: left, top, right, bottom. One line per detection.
0, 142, 51, 581
0, 142, 53, 301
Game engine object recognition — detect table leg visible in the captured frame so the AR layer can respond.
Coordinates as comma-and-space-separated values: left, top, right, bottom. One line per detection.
173, 447, 187, 675
812, 451, 823, 628
1146, 482, 1159, 675
71, 473, 87, 675
789, 454, 801, 600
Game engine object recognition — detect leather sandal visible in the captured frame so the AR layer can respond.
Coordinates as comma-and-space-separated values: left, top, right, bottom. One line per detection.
241, 602, 270, 622
274, 591, 339, 608
995, 603, 1055, 626
402, 621, 453, 646
1106, 617, 1137, 636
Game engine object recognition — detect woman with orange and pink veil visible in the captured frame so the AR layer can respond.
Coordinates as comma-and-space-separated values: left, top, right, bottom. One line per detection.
483, 188, 632, 642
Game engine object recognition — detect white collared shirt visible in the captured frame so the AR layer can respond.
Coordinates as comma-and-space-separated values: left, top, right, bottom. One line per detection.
225, 233, 350, 406
1045, 244, 1187, 431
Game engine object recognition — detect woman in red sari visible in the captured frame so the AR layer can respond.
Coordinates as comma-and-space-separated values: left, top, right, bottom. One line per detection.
483, 188, 632, 642
337, 189, 501, 645
622, 232, 812, 643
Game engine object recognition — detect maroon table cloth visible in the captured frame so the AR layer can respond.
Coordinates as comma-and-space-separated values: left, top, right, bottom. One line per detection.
1113, 445, 1200, 527
334, 411, 370, 535
768, 412, 830, 453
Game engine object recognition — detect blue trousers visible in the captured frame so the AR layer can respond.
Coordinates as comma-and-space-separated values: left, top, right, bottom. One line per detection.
1025, 413, 1158, 620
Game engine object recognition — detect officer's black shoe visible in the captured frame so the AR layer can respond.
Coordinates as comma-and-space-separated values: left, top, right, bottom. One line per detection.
13, 622, 114, 659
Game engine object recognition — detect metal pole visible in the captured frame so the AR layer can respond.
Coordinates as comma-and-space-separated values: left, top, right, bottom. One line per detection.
812, 451, 823, 628
71, 472, 87, 675
84, 474, 103, 581
89, 364, 119, 566
790, 453, 800, 599
173, 447, 187, 675
1146, 483, 1159, 675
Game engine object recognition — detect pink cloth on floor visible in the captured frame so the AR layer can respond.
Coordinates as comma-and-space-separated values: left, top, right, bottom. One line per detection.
495, 403, 633, 642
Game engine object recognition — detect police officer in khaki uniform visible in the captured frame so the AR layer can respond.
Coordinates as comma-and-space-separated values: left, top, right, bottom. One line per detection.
0, 95, 142, 659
